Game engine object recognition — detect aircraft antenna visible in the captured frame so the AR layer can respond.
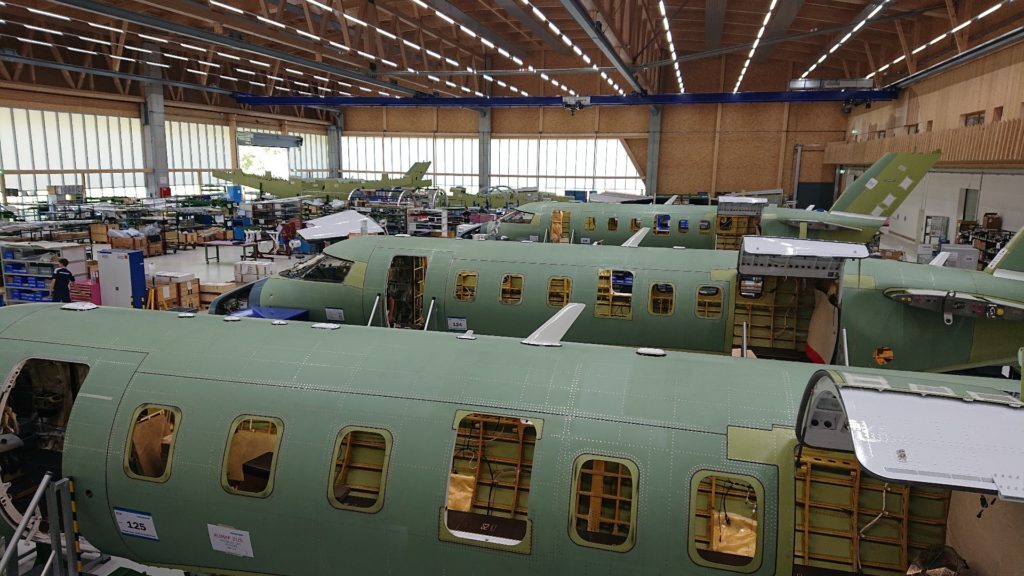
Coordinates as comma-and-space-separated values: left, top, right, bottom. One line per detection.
522, 303, 585, 347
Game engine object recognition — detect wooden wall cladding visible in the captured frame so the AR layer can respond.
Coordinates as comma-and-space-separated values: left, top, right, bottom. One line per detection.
662, 105, 718, 133
436, 108, 477, 134
493, 108, 541, 134
0, 88, 139, 117
385, 108, 436, 133
659, 133, 715, 193
623, 138, 648, 179
716, 132, 781, 191
541, 107, 599, 134
597, 106, 647, 134
342, 108, 384, 132
720, 103, 784, 132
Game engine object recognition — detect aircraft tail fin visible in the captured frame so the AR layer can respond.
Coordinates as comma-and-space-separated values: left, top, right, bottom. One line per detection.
985, 230, 1024, 280
404, 161, 432, 181
829, 151, 940, 217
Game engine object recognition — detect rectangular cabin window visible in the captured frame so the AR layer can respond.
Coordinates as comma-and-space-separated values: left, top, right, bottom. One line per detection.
500, 274, 524, 305
125, 404, 181, 483
630, 218, 643, 232
596, 269, 633, 319
330, 427, 392, 513
649, 283, 675, 316
696, 285, 723, 319
547, 277, 572, 308
608, 217, 618, 231
689, 472, 763, 569
654, 214, 671, 235
280, 254, 354, 283
570, 456, 637, 552
445, 413, 538, 549
679, 219, 689, 233
584, 217, 596, 231
455, 271, 478, 302
222, 415, 283, 498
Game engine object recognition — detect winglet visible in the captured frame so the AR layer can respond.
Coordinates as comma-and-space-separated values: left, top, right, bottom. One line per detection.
929, 251, 950, 267
622, 227, 650, 247
522, 303, 585, 347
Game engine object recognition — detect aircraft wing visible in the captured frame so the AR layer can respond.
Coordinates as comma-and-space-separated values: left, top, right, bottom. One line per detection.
778, 218, 865, 233
299, 209, 385, 241
884, 288, 1024, 324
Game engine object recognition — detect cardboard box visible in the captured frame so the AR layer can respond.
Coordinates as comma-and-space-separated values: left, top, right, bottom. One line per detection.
982, 213, 1002, 230
91, 223, 118, 243
201, 281, 239, 295
110, 236, 146, 250
153, 271, 196, 284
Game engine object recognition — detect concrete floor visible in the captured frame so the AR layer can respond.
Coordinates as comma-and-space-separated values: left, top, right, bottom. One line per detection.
92, 243, 306, 283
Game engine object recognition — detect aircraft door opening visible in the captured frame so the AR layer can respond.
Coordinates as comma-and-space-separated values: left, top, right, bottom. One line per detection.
550, 210, 571, 243
386, 255, 428, 328
0, 359, 89, 533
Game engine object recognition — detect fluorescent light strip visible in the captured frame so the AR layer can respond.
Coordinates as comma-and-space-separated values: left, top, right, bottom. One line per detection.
186, 68, 208, 75
285, 68, 303, 75
221, 75, 238, 81
209, 1, 244, 15
27, 8, 70, 21
343, 14, 367, 27
236, 68, 256, 75
198, 61, 220, 68
294, 80, 309, 87
164, 53, 188, 61
517, 0, 607, 94
88, 22, 120, 33
801, 0, 889, 80
328, 41, 349, 51
658, 0, 683, 92
147, 61, 170, 68
256, 15, 286, 29
78, 35, 111, 46
137, 33, 167, 43
18, 37, 51, 47
110, 55, 135, 62
218, 52, 241, 60
735, 0, 781, 92
24, 24, 63, 35
68, 46, 97, 55
295, 29, 321, 41
124, 45, 151, 53
306, 0, 332, 11
180, 43, 206, 52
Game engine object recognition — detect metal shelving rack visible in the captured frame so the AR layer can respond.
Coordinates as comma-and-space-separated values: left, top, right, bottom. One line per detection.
1, 241, 87, 304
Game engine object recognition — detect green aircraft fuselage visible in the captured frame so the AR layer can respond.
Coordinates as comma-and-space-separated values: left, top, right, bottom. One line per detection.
244, 235, 1024, 372
212, 161, 433, 199
489, 152, 941, 248
0, 304, 1018, 576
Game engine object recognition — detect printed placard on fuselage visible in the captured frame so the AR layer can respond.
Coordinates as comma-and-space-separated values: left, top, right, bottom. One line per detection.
325, 307, 345, 322
447, 316, 468, 331
113, 507, 159, 541
208, 524, 254, 558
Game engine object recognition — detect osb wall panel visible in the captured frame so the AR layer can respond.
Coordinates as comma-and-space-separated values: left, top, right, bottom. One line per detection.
342, 108, 384, 132
0, 88, 139, 117
679, 58, 724, 93
435, 108, 477, 134
623, 138, 648, 179
720, 103, 784, 132
716, 132, 781, 191
788, 102, 848, 132
849, 40, 1024, 135
662, 105, 718, 133
385, 108, 436, 133
597, 106, 647, 134
658, 133, 715, 193
540, 107, 599, 134
946, 491, 1024, 575
783, 132, 840, 183
493, 108, 541, 134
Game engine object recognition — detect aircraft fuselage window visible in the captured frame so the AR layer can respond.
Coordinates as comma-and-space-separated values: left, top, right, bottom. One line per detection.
500, 274, 524, 304
330, 427, 391, 513
584, 217, 596, 231
445, 413, 537, 548
596, 269, 634, 319
455, 271, 478, 302
679, 219, 689, 233
608, 218, 619, 231
630, 218, 643, 232
547, 277, 572, 308
222, 415, 283, 498
696, 285, 723, 319
650, 283, 675, 315
126, 404, 181, 482
654, 214, 671, 235
689, 472, 763, 569
500, 209, 536, 224
570, 455, 637, 552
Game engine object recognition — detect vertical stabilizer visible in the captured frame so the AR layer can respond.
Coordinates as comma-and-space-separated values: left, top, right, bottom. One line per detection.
404, 161, 432, 181
829, 151, 940, 217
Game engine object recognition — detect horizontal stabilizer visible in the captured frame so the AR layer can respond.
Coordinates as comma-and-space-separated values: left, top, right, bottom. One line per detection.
985, 230, 1024, 280
928, 252, 951, 267
778, 219, 864, 233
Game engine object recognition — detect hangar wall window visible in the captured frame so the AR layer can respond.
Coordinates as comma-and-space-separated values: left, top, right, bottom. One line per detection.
341, 136, 479, 194
222, 415, 283, 498
500, 274, 524, 304
547, 277, 572, 308
455, 271, 478, 302
650, 283, 675, 316
584, 217, 596, 231
330, 427, 392, 513
444, 412, 538, 550
570, 455, 637, 552
125, 404, 181, 482
596, 270, 634, 319
608, 218, 619, 231
490, 138, 645, 195
280, 254, 354, 283
696, 285, 723, 319
689, 472, 763, 569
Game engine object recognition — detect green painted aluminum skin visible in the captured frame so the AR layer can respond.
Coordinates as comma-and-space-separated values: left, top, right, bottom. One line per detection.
0, 304, 1013, 576
490, 152, 941, 248
254, 235, 1024, 372
211, 162, 432, 199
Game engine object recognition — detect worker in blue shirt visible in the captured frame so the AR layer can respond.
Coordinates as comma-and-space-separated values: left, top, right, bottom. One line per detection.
50, 258, 74, 303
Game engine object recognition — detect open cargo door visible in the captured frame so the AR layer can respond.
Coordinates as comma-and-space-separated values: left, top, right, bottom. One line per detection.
734, 237, 868, 362
797, 369, 1024, 501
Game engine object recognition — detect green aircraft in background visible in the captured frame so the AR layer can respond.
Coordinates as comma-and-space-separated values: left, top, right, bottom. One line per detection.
212, 161, 433, 199
227, 231, 1024, 373
487, 152, 941, 248
0, 303, 1020, 576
